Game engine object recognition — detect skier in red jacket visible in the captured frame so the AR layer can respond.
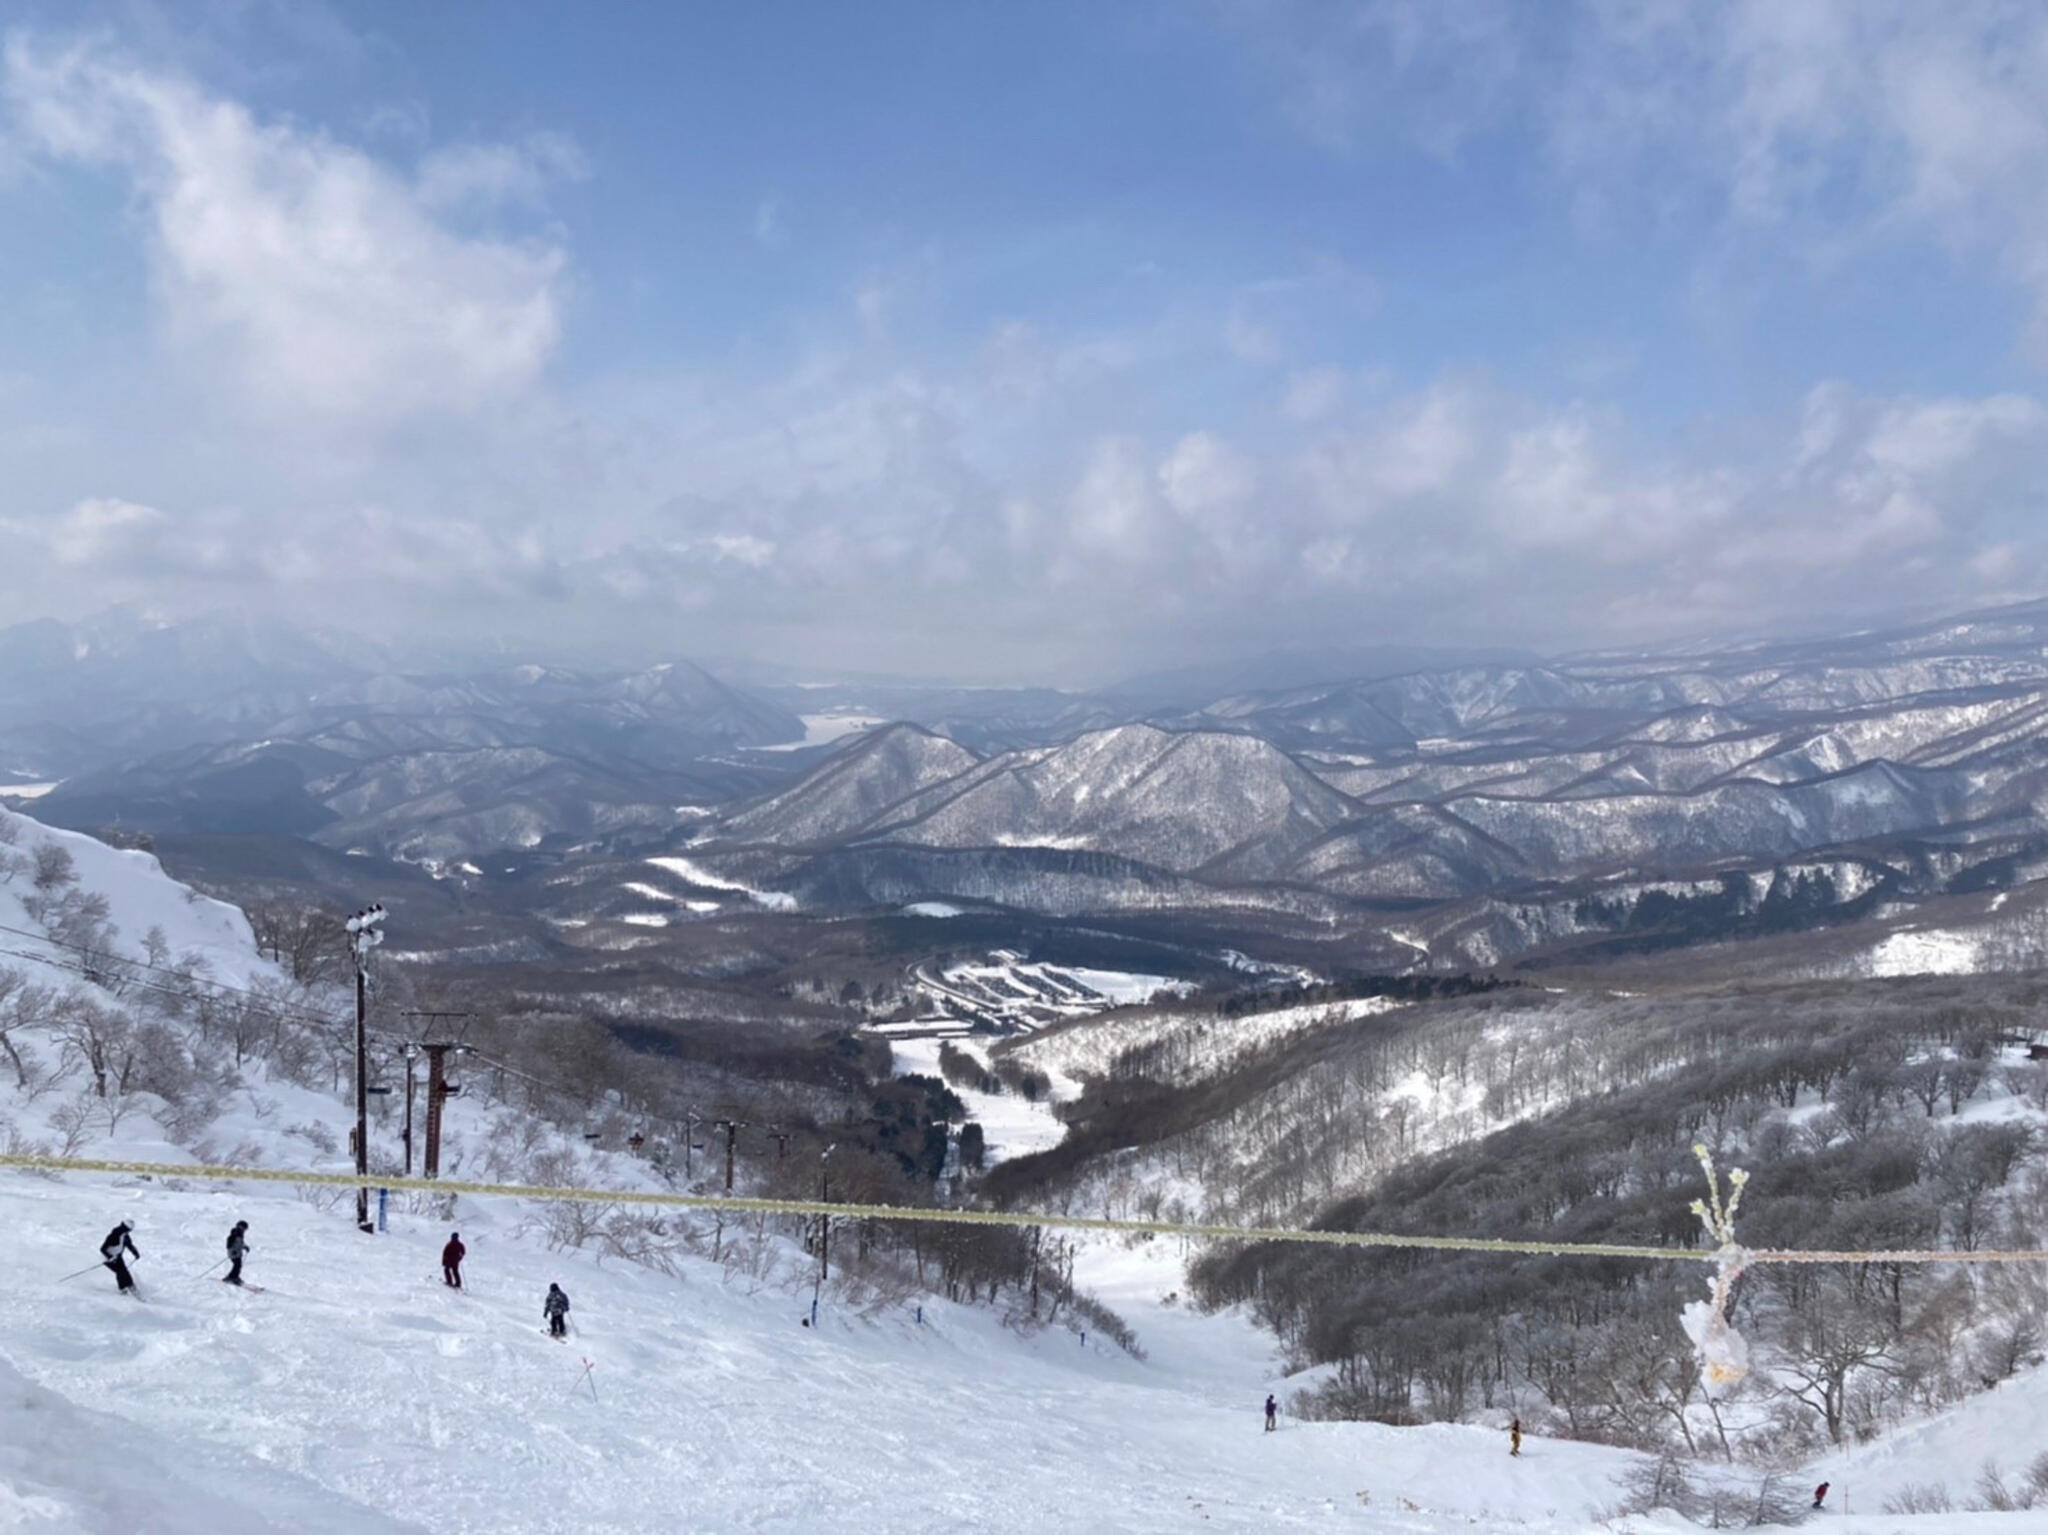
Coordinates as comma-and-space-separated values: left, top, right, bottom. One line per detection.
442, 1232, 466, 1289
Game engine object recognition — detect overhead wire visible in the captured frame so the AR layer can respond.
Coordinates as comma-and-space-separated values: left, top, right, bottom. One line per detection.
0, 919, 345, 1030
7, 1152, 2048, 1265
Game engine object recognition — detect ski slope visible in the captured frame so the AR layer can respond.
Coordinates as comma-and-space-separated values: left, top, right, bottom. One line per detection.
6, 1160, 1660, 1535
6, 808, 2048, 1532
13, 1153, 2048, 1533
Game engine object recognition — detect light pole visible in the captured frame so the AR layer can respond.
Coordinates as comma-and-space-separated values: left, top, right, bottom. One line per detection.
344, 904, 386, 1234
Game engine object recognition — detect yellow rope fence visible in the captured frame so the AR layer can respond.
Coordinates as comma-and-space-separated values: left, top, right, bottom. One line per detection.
6, 1153, 2045, 1266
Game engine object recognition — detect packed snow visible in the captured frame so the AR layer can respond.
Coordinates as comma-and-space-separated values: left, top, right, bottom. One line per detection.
641, 854, 797, 911
1868, 927, 1984, 978
888, 1035, 1074, 1161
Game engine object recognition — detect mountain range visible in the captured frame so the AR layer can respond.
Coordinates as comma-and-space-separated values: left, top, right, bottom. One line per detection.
18, 599, 2048, 970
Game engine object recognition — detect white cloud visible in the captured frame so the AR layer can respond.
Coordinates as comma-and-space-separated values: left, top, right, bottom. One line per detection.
1224, 302, 1284, 365
2, 37, 567, 425
1281, 366, 1347, 423
1226, 4, 2048, 359
7, 24, 2048, 677
1067, 437, 1160, 558
1158, 431, 1256, 517
416, 132, 586, 213
43, 497, 166, 567
702, 533, 777, 568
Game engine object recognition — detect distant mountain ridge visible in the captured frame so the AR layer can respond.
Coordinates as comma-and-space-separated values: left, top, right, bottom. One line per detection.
658, 600, 2048, 964
6, 611, 808, 862
20, 598, 2048, 970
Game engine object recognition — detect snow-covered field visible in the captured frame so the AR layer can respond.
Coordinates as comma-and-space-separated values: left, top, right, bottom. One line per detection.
1866, 926, 1984, 977
637, 853, 797, 912
888, 1034, 1075, 1161
902, 951, 1192, 1034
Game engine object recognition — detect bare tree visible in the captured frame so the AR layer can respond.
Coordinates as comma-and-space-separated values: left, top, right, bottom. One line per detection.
1775, 1282, 1899, 1445
53, 994, 133, 1099
0, 970, 54, 1092
244, 902, 349, 986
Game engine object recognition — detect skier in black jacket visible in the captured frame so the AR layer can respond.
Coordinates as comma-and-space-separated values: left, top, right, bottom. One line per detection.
100, 1221, 139, 1294
544, 1283, 571, 1338
224, 1220, 250, 1286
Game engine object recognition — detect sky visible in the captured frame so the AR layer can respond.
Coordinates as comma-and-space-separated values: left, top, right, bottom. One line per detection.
3, 1, 2048, 682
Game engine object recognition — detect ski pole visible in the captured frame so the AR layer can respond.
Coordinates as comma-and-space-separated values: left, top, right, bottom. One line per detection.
57, 1262, 106, 1284
196, 1258, 228, 1280
566, 1358, 597, 1403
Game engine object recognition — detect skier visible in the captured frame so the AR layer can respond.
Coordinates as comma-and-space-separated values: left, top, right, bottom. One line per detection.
1263, 1394, 1277, 1432
224, 1220, 250, 1286
544, 1282, 571, 1339
1812, 1482, 1829, 1510
442, 1232, 465, 1289
100, 1220, 139, 1295
1510, 1417, 1522, 1457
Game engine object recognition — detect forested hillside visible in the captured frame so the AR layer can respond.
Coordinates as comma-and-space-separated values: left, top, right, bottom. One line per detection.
991, 977, 2048, 1460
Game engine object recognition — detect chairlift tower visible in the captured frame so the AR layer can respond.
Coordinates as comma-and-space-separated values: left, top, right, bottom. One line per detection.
401, 1012, 474, 1179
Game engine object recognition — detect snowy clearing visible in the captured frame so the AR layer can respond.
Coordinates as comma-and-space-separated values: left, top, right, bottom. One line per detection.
902, 951, 1192, 1035
642, 854, 797, 911
888, 1035, 1072, 1162
1866, 927, 1983, 977
758, 712, 887, 751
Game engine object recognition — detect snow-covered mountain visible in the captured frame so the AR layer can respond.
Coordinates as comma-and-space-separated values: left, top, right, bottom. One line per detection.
5, 807, 2041, 1533
608, 601, 2048, 968
29, 597, 2048, 972
11, 613, 808, 862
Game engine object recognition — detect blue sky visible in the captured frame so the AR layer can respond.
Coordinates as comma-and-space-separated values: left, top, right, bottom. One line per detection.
3, 1, 2047, 680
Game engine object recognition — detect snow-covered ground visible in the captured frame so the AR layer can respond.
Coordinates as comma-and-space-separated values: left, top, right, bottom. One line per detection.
0, 811, 279, 992
1014, 994, 1403, 1089
638, 853, 797, 912
901, 951, 1192, 1035
2, 1155, 1670, 1535
888, 1035, 1075, 1161
757, 712, 886, 752
1866, 926, 1984, 977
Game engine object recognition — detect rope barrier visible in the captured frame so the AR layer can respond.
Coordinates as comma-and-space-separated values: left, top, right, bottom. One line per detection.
7, 1152, 2047, 1266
